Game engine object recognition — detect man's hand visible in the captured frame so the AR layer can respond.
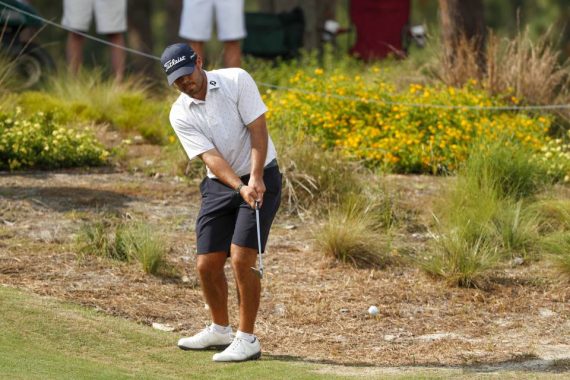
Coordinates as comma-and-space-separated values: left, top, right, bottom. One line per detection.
239, 184, 259, 209
247, 176, 266, 208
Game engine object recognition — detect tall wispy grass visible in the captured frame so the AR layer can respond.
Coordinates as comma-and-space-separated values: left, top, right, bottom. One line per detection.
0, 52, 20, 93
433, 28, 570, 122
314, 195, 392, 268
422, 139, 552, 286
275, 135, 364, 216
541, 232, 570, 277
464, 139, 548, 200
531, 199, 570, 234
493, 200, 539, 260
77, 220, 168, 275
13, 70, 173, 144
422, 222, 499, 288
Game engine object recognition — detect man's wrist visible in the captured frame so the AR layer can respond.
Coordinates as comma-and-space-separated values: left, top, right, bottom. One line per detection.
235, 182, 244, 194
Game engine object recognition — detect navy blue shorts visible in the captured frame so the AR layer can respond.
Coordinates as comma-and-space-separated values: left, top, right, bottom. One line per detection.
195, 164, 282, 255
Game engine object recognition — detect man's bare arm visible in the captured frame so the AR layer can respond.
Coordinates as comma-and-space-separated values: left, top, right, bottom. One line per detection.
247, 114, 268, 207
200, 149, 258, 208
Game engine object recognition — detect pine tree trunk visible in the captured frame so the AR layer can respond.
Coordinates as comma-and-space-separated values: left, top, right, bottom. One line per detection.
439, 0, 486, 72
127, 0, 154, 75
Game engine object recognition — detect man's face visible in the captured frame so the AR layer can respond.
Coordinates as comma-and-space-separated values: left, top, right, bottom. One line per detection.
174, 67, 203, 97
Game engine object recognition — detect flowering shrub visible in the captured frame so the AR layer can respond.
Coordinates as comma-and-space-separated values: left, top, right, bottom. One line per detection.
264, 68, 553, 174
0, 108, 109, 170
533, 130, 570, 183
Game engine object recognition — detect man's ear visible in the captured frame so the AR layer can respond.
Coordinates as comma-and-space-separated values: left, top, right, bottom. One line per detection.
196, 55, 203, 70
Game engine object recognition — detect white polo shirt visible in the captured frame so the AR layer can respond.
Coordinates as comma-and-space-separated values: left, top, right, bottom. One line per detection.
169, 68, 277, 179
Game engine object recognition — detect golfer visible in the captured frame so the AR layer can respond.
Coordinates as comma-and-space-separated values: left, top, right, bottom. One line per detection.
160, 43, 281, 362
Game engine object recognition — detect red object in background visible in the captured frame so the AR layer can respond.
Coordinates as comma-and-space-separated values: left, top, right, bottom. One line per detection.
350, 0, 411, 60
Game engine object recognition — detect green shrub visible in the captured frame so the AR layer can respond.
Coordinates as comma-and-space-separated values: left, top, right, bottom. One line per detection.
0, 109, 108, 170
14, 71, 174, 145
264, 65, 553, 174
532, 131, 570, 184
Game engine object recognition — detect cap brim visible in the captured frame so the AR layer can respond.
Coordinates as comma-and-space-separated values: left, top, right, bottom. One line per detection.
167, 65, 195, 86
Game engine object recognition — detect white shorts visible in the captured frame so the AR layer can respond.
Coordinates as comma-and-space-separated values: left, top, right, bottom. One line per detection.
62, 0, 127, 34
179, 0, 246, 41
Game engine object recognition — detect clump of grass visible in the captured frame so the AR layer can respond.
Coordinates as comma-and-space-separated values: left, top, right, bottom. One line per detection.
531, 199, 570, 233
464, 139, 548, 200
422, 225, 499, 288
314, 195, 391, 268
540, 232, 570, 277
492, 200, 540, 260
276, 136, 364, 215
77, 220, 167, 275
77, 221, 116, 259
120, 222, 167, 275
423, 139, 552, 286
486, 28, 570, 121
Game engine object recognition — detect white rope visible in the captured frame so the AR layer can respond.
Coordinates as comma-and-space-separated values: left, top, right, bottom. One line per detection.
2, 0, 570, 112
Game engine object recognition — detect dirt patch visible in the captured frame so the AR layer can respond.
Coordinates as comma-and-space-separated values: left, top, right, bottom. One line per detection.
0, 170, 569, 373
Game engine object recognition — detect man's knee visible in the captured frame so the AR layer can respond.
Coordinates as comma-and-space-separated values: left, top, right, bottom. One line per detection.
196, 253, 226, 278
230, 247, 257, 273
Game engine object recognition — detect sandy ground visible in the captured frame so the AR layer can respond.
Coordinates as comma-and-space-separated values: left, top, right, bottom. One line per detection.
1, 169, 569, 377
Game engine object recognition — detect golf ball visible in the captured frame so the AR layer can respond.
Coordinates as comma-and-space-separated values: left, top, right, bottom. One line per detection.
368, 305, 379, 316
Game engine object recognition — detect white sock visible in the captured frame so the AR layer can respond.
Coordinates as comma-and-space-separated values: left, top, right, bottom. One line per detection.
236, 330, 256, 343
211, 323, 231, 334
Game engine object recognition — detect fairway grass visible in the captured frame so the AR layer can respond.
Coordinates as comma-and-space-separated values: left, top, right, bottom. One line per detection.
0, 286, 566, 379
0, 286, 335, 380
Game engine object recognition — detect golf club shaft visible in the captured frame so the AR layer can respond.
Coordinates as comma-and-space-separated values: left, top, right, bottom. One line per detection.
255, 202, 263, 274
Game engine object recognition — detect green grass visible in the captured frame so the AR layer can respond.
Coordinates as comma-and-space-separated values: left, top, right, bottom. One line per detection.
0, 287, 342, 380
1, 286, 565, 379
463, 139, 548, 201
541, 232, 570, 277
77, 221, 169, 275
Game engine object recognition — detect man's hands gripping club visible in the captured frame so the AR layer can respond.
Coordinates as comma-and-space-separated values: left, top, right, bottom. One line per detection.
200, 149, 265, 209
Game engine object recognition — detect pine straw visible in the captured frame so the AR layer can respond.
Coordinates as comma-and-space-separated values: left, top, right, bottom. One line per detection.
1, 172, 569, 368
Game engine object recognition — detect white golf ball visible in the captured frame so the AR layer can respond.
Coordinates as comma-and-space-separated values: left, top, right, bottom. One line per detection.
368, 305, 379, 316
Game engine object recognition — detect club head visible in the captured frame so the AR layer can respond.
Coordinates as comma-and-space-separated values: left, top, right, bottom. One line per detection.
250, 266, 263, 279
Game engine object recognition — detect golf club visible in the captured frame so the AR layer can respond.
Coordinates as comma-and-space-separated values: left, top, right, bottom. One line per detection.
250, 201, 263, 279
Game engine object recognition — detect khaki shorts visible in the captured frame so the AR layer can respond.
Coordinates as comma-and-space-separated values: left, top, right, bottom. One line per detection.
179, 0, 246, 41
62, 0, 127, 34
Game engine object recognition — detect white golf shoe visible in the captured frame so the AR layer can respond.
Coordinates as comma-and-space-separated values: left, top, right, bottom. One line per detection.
212, 336, 261, 362
177, 326, 233, 351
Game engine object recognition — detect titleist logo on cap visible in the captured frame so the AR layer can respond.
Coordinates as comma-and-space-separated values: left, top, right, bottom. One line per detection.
164, 56, 186, 70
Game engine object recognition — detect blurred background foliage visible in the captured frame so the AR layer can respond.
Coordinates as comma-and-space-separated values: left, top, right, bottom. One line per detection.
26, 0, 570, 78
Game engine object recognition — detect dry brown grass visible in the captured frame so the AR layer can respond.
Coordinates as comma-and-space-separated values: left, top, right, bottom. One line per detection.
434, 28, 570, 122
1, 171, 570, 368
313, 196, 391, 268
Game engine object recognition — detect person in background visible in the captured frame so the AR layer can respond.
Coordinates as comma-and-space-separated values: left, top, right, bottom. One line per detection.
179, 0, 245, 68
62, 0, 127, 81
